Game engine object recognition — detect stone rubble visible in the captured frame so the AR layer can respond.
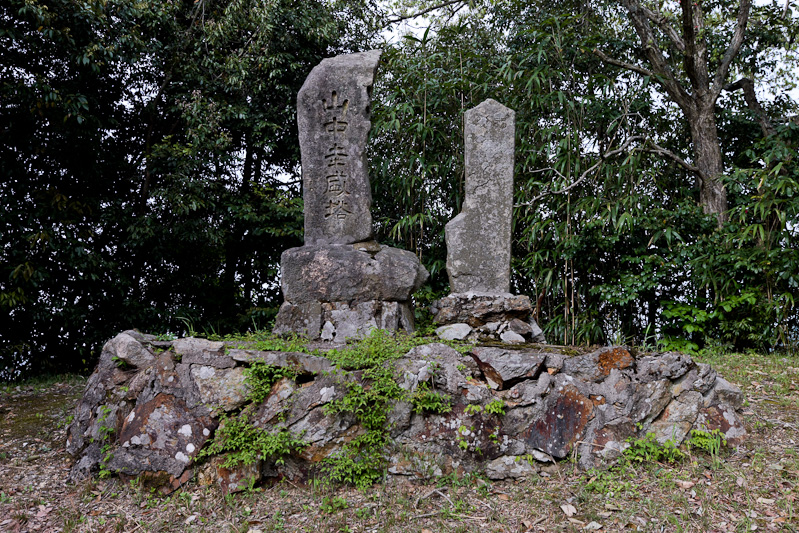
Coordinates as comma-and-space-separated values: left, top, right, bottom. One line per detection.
67, 331, 746, 492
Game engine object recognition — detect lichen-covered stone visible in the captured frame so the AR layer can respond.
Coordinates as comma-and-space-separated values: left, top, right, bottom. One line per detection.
445, 100, 515, 294
298, 50, 381, 246
280, 245, 428, 304
67, 331, 747, 489
469, 347, 545, 390
190, 366, 248, 412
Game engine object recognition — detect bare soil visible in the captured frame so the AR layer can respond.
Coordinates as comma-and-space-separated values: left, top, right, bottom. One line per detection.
1, 351, 797, 532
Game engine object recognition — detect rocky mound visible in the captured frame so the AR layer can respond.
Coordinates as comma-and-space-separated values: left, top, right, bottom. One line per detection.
66, 330, 745, 493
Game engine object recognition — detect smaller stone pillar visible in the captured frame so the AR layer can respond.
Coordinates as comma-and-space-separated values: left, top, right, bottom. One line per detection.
432, 99, 545, 344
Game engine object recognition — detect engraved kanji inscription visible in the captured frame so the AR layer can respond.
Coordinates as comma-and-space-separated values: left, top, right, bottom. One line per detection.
321, 92, 352, 219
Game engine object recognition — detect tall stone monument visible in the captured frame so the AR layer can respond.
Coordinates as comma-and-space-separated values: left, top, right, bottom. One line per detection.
432, 99, 545, 344
274, 50, 429, 342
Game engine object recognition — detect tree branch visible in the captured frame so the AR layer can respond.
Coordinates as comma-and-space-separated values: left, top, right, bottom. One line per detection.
593, 49, 655, 78
643, 142, 705, 183
712, 0, 753, 98
516, 136, 647, 206
640, 5, 685, 52
618, 0, 694, 111
383, 0, 465, 26
725, 77, 776, 136
516, 135, 708, 207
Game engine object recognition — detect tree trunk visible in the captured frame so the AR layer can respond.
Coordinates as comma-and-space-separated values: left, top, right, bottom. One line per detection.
688, 103, 728, 224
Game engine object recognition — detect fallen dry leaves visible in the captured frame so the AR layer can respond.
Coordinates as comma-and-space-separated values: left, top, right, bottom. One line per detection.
0, 353, 798, 532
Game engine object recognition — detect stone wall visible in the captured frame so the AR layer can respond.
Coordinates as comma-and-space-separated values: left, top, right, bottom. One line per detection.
67, 331, 745, 493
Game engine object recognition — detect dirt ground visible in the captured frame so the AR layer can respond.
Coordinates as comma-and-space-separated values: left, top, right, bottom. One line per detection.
1, 351, 797, 532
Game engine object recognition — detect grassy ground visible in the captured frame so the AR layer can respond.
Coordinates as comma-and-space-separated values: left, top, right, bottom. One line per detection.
0, 351, 797, 532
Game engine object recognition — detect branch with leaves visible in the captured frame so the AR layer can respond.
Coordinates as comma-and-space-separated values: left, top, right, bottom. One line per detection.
516, 134, 707, 206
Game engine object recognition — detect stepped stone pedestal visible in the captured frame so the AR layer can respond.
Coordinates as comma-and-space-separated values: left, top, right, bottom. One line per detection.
274, 50, 428, 340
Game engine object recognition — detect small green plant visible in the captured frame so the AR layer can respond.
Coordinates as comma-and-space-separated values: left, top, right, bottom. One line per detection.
319, 329, 432, 488
320, 495, 348, 514
484, 399, 506, 416
244, 361, 297, 404
319, 432, 387, 490
464, 404, 483, 415
456, 425, 472, 451
198, 413, 306, 469
623, 432, 685, 464
111, 356, 130, 370
96, 405, 116, 478
688, 428, 727, 467
410, 383, 452, 414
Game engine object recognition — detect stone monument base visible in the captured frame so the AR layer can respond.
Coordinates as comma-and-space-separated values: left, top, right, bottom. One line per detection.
274, 300, 415, 342
274, 242, 428, 341
431, 292, 546, 344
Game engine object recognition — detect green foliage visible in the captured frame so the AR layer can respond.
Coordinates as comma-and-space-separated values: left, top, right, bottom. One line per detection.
463, 404, 483, 416
244, 361, 298, 405
0, 0, 377, 380
484, 399, 506, 416
319, 496, 348, 514
197, 412, 306, 469
688, 429, 727, 464
320, 329, 467, 488
319, 431, 388, 490
96, 405, 116, 478
410, 383, 452, 414
210, 330, 312, 354
623, 433, 685, 465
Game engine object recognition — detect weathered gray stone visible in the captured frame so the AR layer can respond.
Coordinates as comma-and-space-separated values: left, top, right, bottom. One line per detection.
272, 301, 323, 338
703, 376, 744, 409
500, 330, 525, 344
523, 376, 594, 459
435, 323, 472, 341
636, 352, 692, 382
508, 318, 533, 336
649, 390, 702, 445
529, 318, 546, 343
507, 373, 552, 406
190, 366, 248, 412
485, 455, 537, 480
280, 244, 428, 304
470, 347, 545, 390
110, 393, 216, 478
104, 332, 155, 369
402, 343, 473, 395
173, 338, 233, 368
445, 100, 515, 294
229, 350, 334, 376
561, 346, 634, 383
68, 330, 747, 489
298, 50, 381, 245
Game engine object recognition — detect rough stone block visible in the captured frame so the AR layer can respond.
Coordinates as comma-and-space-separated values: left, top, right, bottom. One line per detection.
280, 244, 428, 304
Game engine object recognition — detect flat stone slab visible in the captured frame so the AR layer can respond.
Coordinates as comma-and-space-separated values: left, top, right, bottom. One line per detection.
469, 347, 546, 389
298, 50, 381, 245
430, 292, 545, 344
274, 300, 416, 341
431, 292, 533, 323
